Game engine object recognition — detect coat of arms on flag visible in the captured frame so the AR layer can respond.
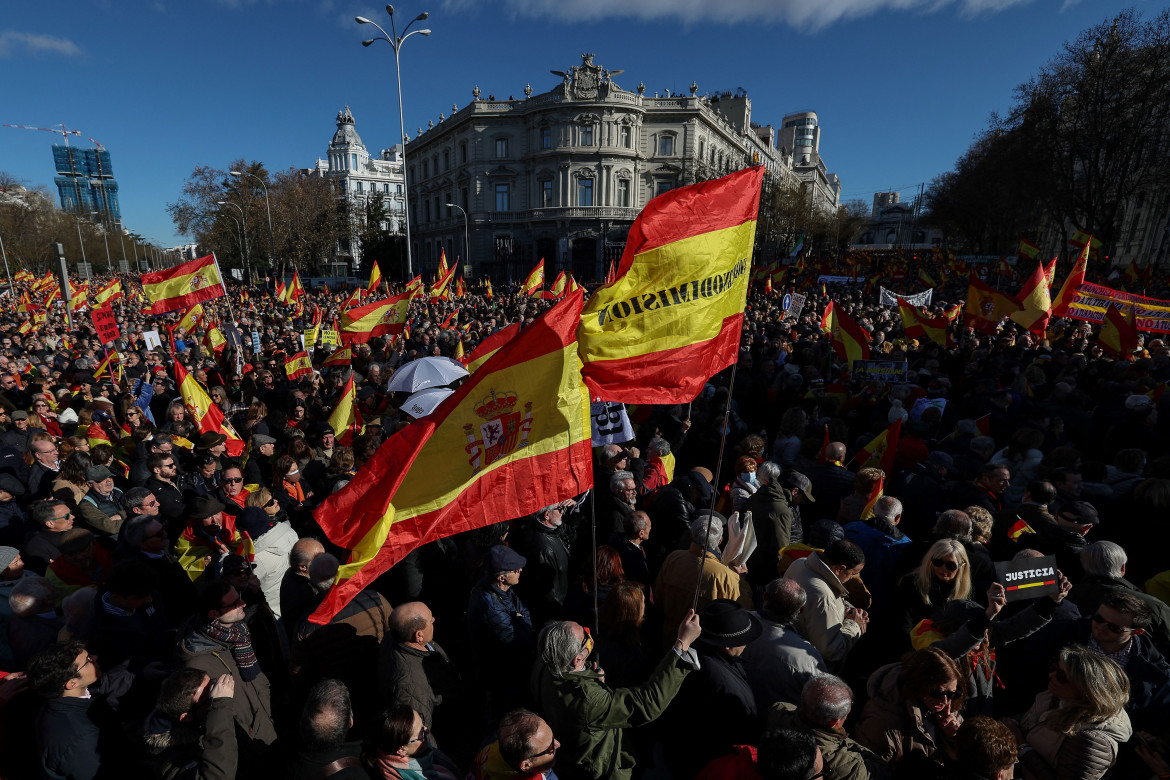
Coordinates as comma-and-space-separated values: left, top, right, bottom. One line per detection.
464, 390, 532, 472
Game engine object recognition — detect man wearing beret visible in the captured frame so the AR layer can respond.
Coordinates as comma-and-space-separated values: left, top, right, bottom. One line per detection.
468, 545, 534, 721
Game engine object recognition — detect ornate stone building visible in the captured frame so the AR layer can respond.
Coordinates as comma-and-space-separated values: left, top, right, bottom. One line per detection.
305, 106, 406, 270
404, 53, 839, 282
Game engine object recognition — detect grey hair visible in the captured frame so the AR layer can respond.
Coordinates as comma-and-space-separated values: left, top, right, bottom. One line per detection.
622, 511, 650, 538
873, 495, 903, 521
1012, 548, 1045, 562
538, 621, 584, 680
763, 578, 806, 624
601, 444, 623, 462
10, 576, 56, 617
690, 512, 724, 548
609, 470, 634, 493
1080, 540, 1127, 578
121, 487, 154, 515
933, 509, 972, 540
299, 678, 353, 750
647, 437, 671, 458
800, 674, 853, 726
308, 553, 340, 592
757, 461, 782, 485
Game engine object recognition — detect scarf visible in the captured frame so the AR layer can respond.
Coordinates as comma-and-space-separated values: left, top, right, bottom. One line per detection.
199, 618, 260, 682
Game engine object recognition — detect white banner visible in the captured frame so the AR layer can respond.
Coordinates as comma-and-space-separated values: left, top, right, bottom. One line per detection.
590, 401, 635, 447
880, 287, 933, 307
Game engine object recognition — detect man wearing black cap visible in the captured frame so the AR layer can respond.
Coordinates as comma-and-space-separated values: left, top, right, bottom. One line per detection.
661, 599, 762, 775
468, 545, 534, 721
0, 410, 32, 452
174, 495, 240, 583
195, 432, 228, 466
78, 465, 125, 537
1014, 499, 1098, 580
244, 435, 276, 489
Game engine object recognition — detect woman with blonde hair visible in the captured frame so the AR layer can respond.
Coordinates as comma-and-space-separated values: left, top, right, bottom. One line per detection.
893, 538, 971, 645
1008, 645, 1131, 780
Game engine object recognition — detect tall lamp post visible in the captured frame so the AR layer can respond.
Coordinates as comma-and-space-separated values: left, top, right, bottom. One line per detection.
93, 212, 114, 274
229, 170, 275, 277
446, 202, 469, 274
356, 5, 432, 279
218, 201, 250, 281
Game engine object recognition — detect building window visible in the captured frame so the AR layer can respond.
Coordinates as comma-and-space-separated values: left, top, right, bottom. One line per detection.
460, 142, 468, 163
617, 179, 630, 207
462, 187, 469, 209
340, 180, 346, 193
541, 180, 554, 207
656, 181, 672, 197
424, 200, 431, 221
581, 125, 593, 146
383, 183, 389, 193
495, 138, 508, 158
658, 135, 674, 156
620, 126, 631, 148
578, 178, 593, 207
495, 183, 510, 211
397, 184, 403, 195
356, 181, 363, 193
443, 150, 450, 170
350, 153, 357, 169
422, 160, 429, 178
541, 128, 552, 149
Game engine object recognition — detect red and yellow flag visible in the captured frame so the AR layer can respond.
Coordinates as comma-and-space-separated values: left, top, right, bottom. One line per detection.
1018, 237, 1041, 261
577, 166, 764, 404
1042, 257, 1058, 290
368, 263, 383, 293
964, 274, 1022, 334
177, 304, 203, 335
550, 270, 568, 299
1052, 241, 1090, 317
828, 302, 871, 365
465, 323, 520, 374
143, 254, 225, 315
861, 475, 884, 521
856, 418, 901, 476
405, 275, 424, 300
1098, 304, 1138, 358
285, 351, 313, 381
522, 259, 545, 296
308, 291, 593, 624
340, 292, 410, 345
437, 249, 449, 280
287, 270, 306, 301
94, 279, 123, 306
323, 346, 353, 369
484, 278, 493, 299
917, 269, 936, 288
173, 361, 244, 457
898, 297, 951, 348
429, 264, 457, 303
1008, 517, 1036, 542
1009, 261, 1052, 335
327, 371, 362, 446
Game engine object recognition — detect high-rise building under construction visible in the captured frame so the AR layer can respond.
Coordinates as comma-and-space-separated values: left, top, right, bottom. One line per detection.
52, 144, 121, 227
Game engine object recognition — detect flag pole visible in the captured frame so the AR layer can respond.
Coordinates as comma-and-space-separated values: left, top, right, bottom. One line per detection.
210, 252, 236, 326
692, 359, 740, 613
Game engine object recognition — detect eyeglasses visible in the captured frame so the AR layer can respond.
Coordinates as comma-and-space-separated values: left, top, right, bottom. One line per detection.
161, 462, 176, 469
1092, 612, 1133, 635
523, 739, 558, 760
927, 688, 960, 700
142, 499, 160, 508
407, 725, 429, 744
73, 654, 95, 678
931, 558, 961, 572
224, 477, 243, 484
52, 512, 74, 523
1051, 663, 1071, 685
265, 498, 278, 508
219, 595, 246, 610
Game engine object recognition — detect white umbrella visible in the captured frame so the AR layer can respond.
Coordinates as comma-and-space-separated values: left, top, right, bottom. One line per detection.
386, 356, 469, 394
402, 387, 455, 419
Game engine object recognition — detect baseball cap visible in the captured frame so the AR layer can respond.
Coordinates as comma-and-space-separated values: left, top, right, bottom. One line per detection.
1059, 501, 1099, 526
782, 471, 816, 502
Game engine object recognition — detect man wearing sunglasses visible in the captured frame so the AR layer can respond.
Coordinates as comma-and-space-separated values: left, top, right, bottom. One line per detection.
1069, 540, 1170, 657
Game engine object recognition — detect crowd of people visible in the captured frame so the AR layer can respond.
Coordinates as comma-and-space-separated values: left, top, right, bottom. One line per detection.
0, 265, 1169, 780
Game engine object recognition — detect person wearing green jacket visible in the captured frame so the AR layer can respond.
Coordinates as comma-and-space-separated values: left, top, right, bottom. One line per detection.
532, 609, 701, 780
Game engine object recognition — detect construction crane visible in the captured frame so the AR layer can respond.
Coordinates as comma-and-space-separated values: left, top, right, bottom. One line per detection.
2, 122, 82, 146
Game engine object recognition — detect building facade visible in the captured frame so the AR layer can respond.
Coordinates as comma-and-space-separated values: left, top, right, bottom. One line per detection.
305, 106, 406, 270
52, 144, 121, 229
403, 53, 840, 283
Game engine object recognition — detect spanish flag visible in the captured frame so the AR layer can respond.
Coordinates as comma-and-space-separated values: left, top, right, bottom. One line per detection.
276, 280, 289, 304
828, 302, 871, 365
1043, 256, 1058, 290
429, 264, 457, 303
764, 276, 773, 295
550, 271, 568, 299
308, 290, 593, 624
1098, 304, 1138, 358
578, 166, 763, 404
1018, 237, 1041, 261
285, 351, 313, 381
860, 475, 884, 521
484, 278, 493, 299
917, 269, 936, 288
287, 270, 306, 301
898, 297, 951, 348
173, 361, 245, 457
1069, 230, 1102, 258
964, 274, 1021, 334
465, 323, 520, 374
521, 259, 545, 296
437, 249, 449, 280
454, 339, 465, 363
94, 279, 123, 306
143, 254, 226, 315
405, 275, 424, 300
1007, 517, 1035, 542
1009, 260, 1053, 335
368, 262, 383, 293
69, 284, 90, 311
323, 346, 352, 369
177, 304, 203, 335
855, 418, 901, 476
1052, 241, 1090, 318
327, 371, 362, 446
339, 292, 410, 345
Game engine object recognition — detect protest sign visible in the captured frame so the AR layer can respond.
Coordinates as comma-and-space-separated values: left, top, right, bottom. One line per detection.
142, 330, 162, 351
320, 329, 339, 347
994, 554, 1059, 602
590, 400, 635, 446
851, 359, 909, 383
880, 287, 933, 307
784, 292, 807, 321
90, 306, 120, 344
910, 397, 946, 420
251, 332, 262, 353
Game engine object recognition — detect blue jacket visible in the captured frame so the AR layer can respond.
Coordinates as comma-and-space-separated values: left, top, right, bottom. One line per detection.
1060, 620, 1170, 732
843, 519, 911, 620
467, 577, 534, 673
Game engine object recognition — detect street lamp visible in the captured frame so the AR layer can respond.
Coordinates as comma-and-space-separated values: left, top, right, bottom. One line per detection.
93, 212, 114, 274
75, 214, 88, 272
217, 201, 250, 281
357, 5, 432, 278
446, 202, 469, 274
229, 170, 275, 276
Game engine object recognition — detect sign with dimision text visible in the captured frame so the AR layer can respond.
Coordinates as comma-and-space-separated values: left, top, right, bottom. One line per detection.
90, 306, 120, 344
590, 400, 635, 446
995, 554, 1059, 602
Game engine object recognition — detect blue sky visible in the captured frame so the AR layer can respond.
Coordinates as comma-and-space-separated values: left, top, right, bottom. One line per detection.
1, 0, 1157, 250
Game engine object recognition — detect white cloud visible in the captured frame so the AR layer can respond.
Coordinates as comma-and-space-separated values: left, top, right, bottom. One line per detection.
0, 30, 83, 58
448, 0, 1034, 30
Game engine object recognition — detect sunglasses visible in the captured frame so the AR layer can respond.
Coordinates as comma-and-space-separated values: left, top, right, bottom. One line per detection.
224, 477, 243, 484
524, 739, 558, 760
408, 725, 429, 744
1051, 663, 1070, 685
1092, 612, 1133, 635
931, 558, 961, 572
265, 498, 278, 508
927, 688, 960, 700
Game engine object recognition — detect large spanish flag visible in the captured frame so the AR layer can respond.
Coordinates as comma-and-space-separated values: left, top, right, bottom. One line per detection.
94, 279, 123, 306
964, 274, 1021, 334
327, 371, 362, 446
429, 264, 457, 303
1052, 241, 1090, 317
339, 292, 410, 345
143, 254, 225, 315
1098, 304, 1138, 357
173, 361, 245, 457
309, 290, 593, 624
898, 297, 951, 348
1009, 260, 1052, 335
828, 301, 871, 364
285, 351, 313, 381
577, 166, 763, 404
522, 259, 545, 296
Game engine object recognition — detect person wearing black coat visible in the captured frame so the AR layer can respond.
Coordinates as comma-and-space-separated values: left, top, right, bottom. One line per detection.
802, 443, 855, 524
661, 599, 763, 780
514, 504, 574, 625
